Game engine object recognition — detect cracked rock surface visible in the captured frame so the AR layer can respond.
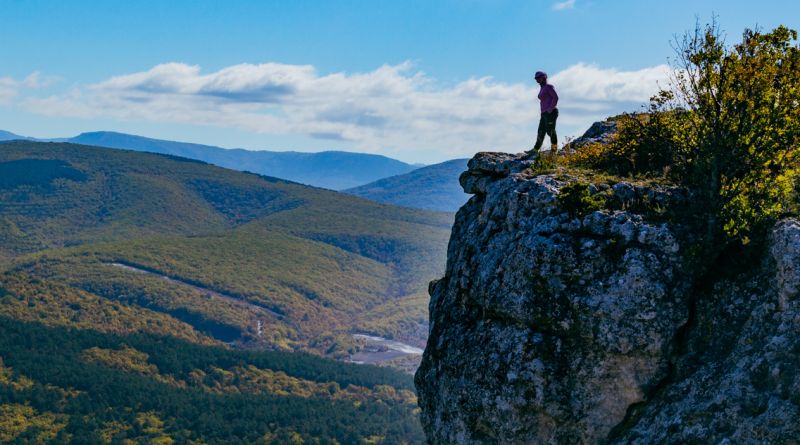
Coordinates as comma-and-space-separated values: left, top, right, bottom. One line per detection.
415, 152, 800, 444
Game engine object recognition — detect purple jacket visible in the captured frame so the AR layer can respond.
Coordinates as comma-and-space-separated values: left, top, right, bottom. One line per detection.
538, 84, 558, 113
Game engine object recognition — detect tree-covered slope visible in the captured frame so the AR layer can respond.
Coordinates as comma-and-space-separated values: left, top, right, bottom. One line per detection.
0, 317, 424, 444
345, 159, 469, 212
0, 140, 451, 355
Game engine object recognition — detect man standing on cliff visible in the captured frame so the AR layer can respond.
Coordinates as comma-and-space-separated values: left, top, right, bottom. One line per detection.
525, 71, 559, 159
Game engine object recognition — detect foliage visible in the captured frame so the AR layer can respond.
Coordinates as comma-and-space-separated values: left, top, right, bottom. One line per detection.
7, 225, 429, 355
527, 149, 561, 176
568, 22, 800, 255
557, 181, 607, 218
80, 345, 417, 404
0, 403, 68, 443
0, 317, 425, 444
568, 103, 693, 178
670, 23, 800, 247
0, 358, 34, 391
356, 291, 429, 343
0, 140, 451, 357
0, 159, 86, 190
0, 272, 215, 344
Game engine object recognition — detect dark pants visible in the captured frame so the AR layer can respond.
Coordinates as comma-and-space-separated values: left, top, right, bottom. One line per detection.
534, 108, 558, 150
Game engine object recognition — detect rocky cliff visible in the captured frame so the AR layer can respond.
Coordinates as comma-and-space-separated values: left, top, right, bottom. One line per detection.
415, 152, 800, 444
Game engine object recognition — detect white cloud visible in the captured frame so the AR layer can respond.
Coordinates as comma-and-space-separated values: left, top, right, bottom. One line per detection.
0, 71, 59, 104
0, 78, 17, 104
22, 61, 670, 159
549, 63, 672, 132
552, 0, 576, 11
22, 71, 59, 89
552, 63, 670, 102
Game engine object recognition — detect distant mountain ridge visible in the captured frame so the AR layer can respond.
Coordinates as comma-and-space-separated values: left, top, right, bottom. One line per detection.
345, 158, 470, 212
0, 130, 33, 141
1, 129, 471, 210
66, 131, 417, 190
0, 129, 418, 190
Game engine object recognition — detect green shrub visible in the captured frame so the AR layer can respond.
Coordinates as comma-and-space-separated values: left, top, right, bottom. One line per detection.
558, 181, 606, 218
569, 97, 691, 178
672, 22, 800, 249
571, 22, 800, 257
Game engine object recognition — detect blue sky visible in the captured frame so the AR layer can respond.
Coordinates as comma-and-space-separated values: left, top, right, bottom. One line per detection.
1, 0, 798, 163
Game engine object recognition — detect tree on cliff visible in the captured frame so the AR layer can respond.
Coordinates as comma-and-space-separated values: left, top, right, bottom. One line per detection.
671, 21, 800, 250
575, 21, 800, 255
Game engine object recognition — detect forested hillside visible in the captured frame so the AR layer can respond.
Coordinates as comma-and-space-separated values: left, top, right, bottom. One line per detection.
0, 140, 451, 354
0, 318, 424, 443
0, 139, 451, 442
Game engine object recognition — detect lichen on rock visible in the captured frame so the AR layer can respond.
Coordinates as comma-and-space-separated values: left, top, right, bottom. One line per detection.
415, 151, 800, 444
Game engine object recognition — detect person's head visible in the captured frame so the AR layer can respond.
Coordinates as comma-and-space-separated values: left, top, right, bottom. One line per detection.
534, 71, 547, 86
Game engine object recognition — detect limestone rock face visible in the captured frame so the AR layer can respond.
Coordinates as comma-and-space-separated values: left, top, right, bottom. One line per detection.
616, 219, 800, 443
415, 152, 800, 444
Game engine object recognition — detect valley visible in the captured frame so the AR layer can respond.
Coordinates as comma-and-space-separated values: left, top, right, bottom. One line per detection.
0, 139, 453, 360
0, 138, 452, 441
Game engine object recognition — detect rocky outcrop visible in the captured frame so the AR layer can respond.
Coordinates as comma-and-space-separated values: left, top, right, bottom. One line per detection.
415, 152, 800, 444
567, 120, 618, 149
614, 219, 800, 443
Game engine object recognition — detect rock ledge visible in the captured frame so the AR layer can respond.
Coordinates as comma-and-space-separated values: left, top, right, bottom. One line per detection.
415, 152, 800, 444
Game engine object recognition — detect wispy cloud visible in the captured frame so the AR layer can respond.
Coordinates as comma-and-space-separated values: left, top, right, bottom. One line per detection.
552, 0, 576, 11
0, 72, 55, 104
22, 61, 669, 159
0, 78, 16, 104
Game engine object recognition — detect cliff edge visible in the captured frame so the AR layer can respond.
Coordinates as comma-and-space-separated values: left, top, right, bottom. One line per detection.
415, 152, 800, 444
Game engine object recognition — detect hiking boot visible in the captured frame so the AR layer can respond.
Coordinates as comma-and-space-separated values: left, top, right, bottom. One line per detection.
522, 149, 539, 160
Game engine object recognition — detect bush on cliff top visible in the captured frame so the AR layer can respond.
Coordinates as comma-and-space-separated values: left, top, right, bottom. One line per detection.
571, 22, 800, 255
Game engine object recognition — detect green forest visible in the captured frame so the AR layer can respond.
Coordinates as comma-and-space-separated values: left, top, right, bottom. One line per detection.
0, 140, 453, 442
0, 317, 423, 443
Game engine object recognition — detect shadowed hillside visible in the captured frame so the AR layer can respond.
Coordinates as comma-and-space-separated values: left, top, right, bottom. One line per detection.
345, 159, 469, 211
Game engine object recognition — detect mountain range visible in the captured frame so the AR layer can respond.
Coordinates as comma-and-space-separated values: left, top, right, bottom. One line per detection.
0, 129, 418, 190
2, 128, 471, 212
0, 130, 33, 141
